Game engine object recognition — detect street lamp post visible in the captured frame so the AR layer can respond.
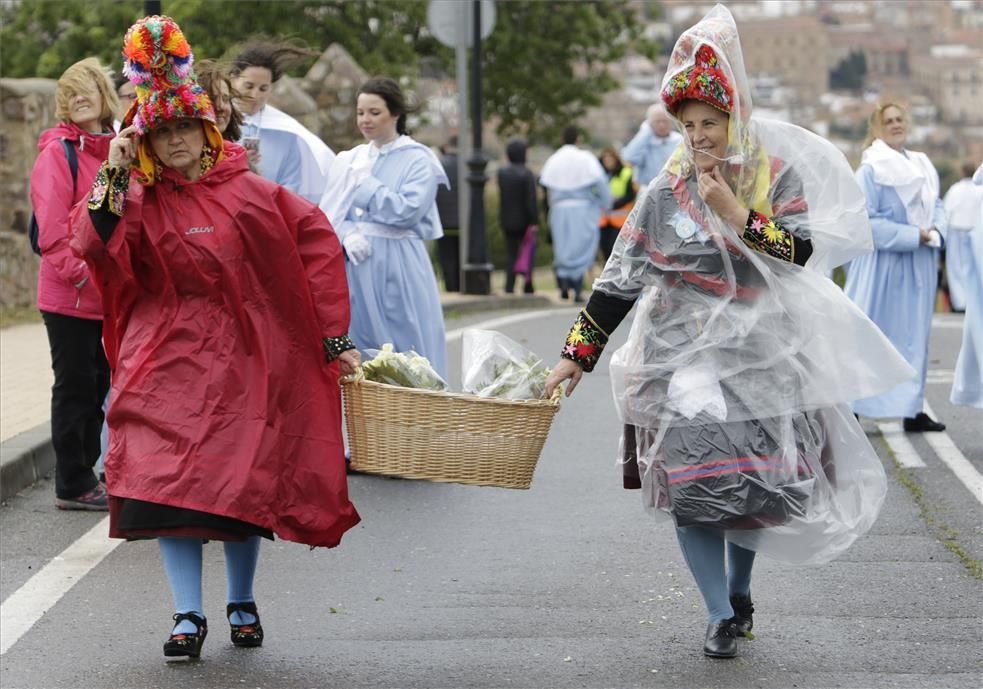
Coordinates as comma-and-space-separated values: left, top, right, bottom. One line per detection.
462, 0, 493, 295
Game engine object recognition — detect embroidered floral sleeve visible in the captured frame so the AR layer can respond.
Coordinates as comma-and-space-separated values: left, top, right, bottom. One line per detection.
323, 334, 356, 363
87, 161, 130, 217
561, 310, 609, 373
742, 210, 795, 263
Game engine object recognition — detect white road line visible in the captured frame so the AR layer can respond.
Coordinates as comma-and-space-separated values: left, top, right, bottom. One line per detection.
931, 316, 964, 329
0, 306, 576, 656
922, 402, 983, 506
0, 517, 120, 655
446, 306, 578, 343
877, 421, 928, 468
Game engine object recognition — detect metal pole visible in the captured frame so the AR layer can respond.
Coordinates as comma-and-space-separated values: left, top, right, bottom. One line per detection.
455, 3, 471, 294
144, 1, 162, 15
462, 0, 492, 294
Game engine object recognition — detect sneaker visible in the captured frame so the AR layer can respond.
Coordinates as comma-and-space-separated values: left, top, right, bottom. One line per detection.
55, 483, 109, 511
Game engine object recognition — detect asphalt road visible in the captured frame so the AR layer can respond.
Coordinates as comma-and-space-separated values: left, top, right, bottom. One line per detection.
1, 307, 980, 689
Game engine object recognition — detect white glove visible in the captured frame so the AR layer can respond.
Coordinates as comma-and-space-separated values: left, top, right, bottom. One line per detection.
343, 232, 372, 265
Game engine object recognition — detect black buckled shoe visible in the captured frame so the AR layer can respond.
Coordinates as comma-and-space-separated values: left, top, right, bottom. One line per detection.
903, 412, 946, 432
163, 612, 207, 658
227, 602, 264, 648
703, 618, 738, 658
729, 593, 754, 637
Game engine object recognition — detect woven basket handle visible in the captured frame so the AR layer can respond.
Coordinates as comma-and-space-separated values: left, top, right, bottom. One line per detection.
339, 364, 364, 386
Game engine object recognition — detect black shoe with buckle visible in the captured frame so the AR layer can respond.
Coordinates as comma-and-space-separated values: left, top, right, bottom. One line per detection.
703, 618, 739, 658
163, 612, 207, 658
903, 412, 946, 433
227, 602, 264, 647
729, 593, 754, 637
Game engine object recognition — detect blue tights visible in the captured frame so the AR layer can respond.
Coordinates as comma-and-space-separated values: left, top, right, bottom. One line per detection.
675, 526, 756, 624
158, 536, 262, 634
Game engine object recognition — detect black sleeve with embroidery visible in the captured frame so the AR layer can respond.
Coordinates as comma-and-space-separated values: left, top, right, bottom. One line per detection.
87, 161, 131, 243
742, 210, 813, 267
560, 291, 636, 372
323, 335, 356, 363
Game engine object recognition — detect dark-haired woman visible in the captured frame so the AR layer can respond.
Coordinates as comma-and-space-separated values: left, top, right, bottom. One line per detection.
231, 42, 333, 203
319, 77, 449, 377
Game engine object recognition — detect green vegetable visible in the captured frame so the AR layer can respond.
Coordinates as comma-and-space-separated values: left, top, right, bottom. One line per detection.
361, 344, 448, 391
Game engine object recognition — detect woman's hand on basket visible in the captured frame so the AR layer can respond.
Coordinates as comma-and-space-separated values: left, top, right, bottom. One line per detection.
545, 358, 583, 398
338, 349, 361, 376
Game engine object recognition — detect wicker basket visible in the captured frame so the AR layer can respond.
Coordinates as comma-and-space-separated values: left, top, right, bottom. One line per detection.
340, 368, 561, 489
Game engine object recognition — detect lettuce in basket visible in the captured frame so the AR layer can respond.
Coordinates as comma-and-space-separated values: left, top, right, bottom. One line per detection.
462, 330, 551, 400
361, 344, 448, 391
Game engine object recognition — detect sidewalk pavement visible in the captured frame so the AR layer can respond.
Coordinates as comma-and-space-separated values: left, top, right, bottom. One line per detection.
0, 269, 568, 500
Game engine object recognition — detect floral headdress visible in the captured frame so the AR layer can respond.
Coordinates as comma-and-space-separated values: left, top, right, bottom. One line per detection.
661, 44, 733, 116
120, 15, 224, 185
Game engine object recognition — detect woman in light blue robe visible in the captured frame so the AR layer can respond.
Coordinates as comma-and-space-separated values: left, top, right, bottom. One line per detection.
320, 77, 448, 378
950, 164, 983, 409
540, 128, 612, 302
843, 103, 948, 430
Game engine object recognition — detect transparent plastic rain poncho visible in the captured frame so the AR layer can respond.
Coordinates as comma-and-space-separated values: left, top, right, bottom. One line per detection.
600, 5, 915, 564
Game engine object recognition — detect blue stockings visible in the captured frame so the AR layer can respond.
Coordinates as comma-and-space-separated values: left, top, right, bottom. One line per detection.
158, 536, 261, 633
675, 525, 756, 624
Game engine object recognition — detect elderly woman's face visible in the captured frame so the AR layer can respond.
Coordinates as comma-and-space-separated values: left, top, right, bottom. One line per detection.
679, 100, 730, 173
149, 118, 205, 179
210, 79, 232, 133
880, 106, 907, 150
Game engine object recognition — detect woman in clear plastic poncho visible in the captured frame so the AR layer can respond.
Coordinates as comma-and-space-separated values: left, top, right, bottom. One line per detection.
545, 4, 914, 660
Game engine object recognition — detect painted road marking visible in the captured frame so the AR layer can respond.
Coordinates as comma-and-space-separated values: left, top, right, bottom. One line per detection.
0, 517, 119, 655
877, 421, 928, 468
922, 402, 983, 506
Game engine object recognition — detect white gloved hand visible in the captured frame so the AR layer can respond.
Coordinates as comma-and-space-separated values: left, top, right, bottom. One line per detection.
343, 232, 372, 265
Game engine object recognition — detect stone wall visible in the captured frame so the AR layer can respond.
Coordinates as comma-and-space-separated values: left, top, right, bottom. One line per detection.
1, 78, 57, 308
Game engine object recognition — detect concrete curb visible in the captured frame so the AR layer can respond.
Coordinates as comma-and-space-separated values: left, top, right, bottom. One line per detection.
0, 295, 557, 500
0, 421, 54, 501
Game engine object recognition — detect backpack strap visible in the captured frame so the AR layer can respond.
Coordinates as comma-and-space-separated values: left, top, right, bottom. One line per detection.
60, 138, 79, 196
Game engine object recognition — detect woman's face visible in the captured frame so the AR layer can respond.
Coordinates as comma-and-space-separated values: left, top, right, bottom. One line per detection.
356, 93, 399, 144
880, 106, 907, 150
232, 66, 272, 116
210, 79, 232, 133
601, 151, 619, 172
116, 82, 137, 122
67, 77, 104, 132
678, 100, 730, 173
149, 118, 205, 180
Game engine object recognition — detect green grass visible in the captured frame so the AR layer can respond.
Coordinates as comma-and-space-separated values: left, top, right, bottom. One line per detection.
0, 306, 41, 329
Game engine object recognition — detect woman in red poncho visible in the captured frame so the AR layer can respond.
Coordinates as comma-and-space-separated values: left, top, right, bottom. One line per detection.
70, 16, 360, 660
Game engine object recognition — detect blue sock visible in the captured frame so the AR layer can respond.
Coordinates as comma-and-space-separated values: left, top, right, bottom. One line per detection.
726, 540, 756, 597
224, 536, 261, 625
158, 537, 204, 634
675, 525, 734, 624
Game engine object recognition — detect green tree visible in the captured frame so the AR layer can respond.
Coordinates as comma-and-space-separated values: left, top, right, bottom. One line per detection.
1, 0, 655, 141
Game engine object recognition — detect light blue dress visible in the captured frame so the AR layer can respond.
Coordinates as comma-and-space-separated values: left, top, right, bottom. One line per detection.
251, 127, 302, 195
336, 141, 448, 378
950, 177, 983, 408
548, 184, 611, 283
620, 124, 683, 187
844, 164, 947, 418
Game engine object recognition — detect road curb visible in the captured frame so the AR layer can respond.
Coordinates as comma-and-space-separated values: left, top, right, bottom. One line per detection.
0, 295, 556, 500
0, 421, 54, 501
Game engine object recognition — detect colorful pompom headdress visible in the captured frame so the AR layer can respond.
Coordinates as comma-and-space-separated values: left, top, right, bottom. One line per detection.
661, 43, 734, 116
121, 15, 215, 132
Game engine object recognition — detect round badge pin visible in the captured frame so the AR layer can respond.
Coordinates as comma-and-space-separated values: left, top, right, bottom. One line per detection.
674, 215, 697, 239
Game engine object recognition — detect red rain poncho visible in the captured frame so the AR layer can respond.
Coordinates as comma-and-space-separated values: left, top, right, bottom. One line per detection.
71, 144, 360, 547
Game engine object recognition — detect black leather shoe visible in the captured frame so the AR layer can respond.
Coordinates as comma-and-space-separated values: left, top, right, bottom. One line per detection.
163, 612, 207, 658
227, 602, 264, 647
703, 619, 738, 658
903, 412, 946, 432
729, 593, 754, 636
